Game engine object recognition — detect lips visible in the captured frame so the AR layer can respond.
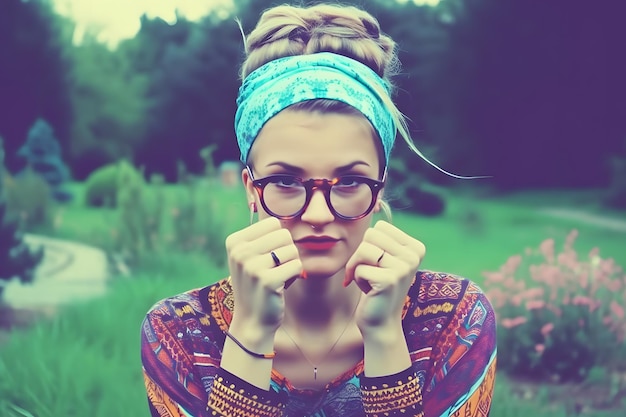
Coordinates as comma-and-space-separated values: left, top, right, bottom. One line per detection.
295, 236, 340, 251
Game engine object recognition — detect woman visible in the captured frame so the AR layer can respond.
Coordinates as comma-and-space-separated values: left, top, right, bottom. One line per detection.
141, 4, 496, 416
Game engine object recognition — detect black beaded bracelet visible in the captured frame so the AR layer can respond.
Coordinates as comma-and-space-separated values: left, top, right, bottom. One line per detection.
224, 330, 276, 359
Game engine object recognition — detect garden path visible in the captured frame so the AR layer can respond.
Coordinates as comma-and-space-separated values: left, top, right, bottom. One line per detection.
539, 208, 626, 233
0, 234, 110, 343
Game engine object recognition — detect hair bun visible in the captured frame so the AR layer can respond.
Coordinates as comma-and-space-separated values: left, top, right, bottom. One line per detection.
240, 4, 398, 80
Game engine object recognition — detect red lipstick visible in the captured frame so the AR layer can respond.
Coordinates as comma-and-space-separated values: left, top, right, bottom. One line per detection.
295, 236, 339, 251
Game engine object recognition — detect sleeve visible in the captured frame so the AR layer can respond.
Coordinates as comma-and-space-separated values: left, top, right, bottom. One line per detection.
141, 302, 286, 417
360, 366, 424, 417
423, 288, 497, 417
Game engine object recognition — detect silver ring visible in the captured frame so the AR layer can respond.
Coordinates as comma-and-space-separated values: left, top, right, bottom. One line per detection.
271, 251, 281, 267
377, 250, 385, 266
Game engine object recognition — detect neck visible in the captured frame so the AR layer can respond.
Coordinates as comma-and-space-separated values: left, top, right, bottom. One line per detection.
283, 268, 361, 328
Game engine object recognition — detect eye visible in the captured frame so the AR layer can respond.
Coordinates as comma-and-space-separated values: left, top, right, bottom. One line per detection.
269, 175, 301, 188
336, 176, 362, 187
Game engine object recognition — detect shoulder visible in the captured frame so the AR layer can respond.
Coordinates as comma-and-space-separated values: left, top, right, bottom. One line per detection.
405, 270, 491, 316
141, 278, 233, 343
403, 270, 495, 354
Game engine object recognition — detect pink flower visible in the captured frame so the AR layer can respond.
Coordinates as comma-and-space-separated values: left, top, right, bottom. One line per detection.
572, 296, 592, 306
547, 304, 563, 317
483, 272, 505, 284
526, 300, 546, 310
610, 301, 625, 320
541, 323, 554, 337
523, 287, 545, 300
502, 255, 522, 274
588, 247, 600, 259
565, 229, 579, 248
535, 344, 545, 354
539, 238, 555, 263
501, 316, 528, 328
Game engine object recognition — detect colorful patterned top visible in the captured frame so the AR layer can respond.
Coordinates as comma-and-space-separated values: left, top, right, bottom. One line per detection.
141, 271, 497, 417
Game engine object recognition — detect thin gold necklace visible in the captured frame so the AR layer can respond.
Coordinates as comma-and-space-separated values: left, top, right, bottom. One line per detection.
280, 297, 360, 381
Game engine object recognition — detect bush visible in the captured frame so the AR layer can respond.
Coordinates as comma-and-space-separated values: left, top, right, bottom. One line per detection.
0, 139, 44, 295
17, 118, 72, 203
84, 160, 143, 208
484, 230, 626, 382
386, 157, 446, 216
3, 167, 52, 230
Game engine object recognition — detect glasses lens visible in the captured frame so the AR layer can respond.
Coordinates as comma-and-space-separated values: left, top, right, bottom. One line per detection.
330, 178, 374, 218
261, 176, 376, 219
263, 176, 307, 217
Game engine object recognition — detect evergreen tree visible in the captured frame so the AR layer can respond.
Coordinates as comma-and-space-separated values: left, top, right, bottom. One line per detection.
17, 118, 72, 202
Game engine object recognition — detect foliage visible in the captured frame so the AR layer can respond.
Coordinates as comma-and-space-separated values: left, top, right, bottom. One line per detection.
17, 118, 72, 202
437, 0, 625, 188
3, 167, 53, 230
485, 230, 626, 382
84, 160, 144, 208
386, 157, 446, 216
0, 0, 72, 173
0, 138, 44, 294
105, 157, 227, 269
67, 35, 149, 180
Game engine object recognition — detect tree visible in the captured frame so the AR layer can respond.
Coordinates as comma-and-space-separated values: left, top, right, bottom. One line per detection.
67, 35, 149, 179
17, 118, 72, 202
0, 137, 44, 297
0, 0, 72, 174
434, 0, 626, 188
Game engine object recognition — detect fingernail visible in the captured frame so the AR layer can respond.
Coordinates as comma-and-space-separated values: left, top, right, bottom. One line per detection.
300, 270, 308, 280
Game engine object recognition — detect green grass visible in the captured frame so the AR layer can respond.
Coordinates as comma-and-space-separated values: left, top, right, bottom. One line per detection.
0, 254, 225, 417
2, 183, 625, 416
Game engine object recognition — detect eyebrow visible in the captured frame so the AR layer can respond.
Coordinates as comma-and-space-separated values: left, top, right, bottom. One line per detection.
265, 161, 371, 175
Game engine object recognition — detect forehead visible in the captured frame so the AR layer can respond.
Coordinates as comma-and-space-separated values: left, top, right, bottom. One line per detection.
249, 109, 381, 174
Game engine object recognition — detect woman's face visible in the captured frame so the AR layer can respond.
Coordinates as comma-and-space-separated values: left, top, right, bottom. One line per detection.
243, 108, 383, 277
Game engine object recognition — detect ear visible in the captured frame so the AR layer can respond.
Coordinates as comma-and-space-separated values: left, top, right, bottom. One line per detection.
373, 190, 385, 213
241, 168, 256, 205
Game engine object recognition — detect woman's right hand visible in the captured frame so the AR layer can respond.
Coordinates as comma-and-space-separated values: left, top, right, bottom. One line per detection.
225, 217, 303, 342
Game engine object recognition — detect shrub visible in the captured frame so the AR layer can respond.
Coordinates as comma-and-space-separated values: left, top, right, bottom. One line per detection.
84, 160, 143, 207
0, 139, 44, 296
17, 118, 72, 202
386, 157, 446, 216
3, 166, 52, 230
485, 230, 626, 382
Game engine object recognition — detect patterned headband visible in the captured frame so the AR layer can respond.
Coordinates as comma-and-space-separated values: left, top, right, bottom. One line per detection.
234, 52, 396, 165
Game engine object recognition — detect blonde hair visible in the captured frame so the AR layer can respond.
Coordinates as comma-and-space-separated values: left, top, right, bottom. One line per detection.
239, 3, 482, 182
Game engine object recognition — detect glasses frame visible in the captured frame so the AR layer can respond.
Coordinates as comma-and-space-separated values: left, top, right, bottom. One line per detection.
247, 166, 385, 220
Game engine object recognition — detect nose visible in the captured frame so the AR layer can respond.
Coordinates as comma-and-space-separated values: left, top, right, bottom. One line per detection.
300, 187, 335, 226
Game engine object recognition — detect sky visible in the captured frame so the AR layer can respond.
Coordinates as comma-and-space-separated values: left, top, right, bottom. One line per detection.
52, 0, 440, 48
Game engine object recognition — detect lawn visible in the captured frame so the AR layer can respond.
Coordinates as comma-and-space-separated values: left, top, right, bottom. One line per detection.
1, 182, 624, 416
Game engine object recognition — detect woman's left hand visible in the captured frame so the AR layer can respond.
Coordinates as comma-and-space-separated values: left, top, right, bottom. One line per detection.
344, 220, 426, 336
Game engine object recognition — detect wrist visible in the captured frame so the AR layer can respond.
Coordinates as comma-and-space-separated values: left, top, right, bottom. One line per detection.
361, 324, 411, 377
228, 319, 278, 353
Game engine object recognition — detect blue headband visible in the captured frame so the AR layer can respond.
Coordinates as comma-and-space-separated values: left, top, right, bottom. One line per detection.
235, 52, 396, 165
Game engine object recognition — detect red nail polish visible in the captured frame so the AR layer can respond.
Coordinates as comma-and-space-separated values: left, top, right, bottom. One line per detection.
300, 270, 308, 280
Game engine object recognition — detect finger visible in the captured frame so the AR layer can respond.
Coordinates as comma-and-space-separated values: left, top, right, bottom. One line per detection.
266, 244, 300, 269
344, 241, 383, 288
373, 220, 426, 258
261, 259, 303, 293
353, 264, 396, 295
229, 229, 295, 265
361, 227, 411, 259
226, 217, 282, 251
